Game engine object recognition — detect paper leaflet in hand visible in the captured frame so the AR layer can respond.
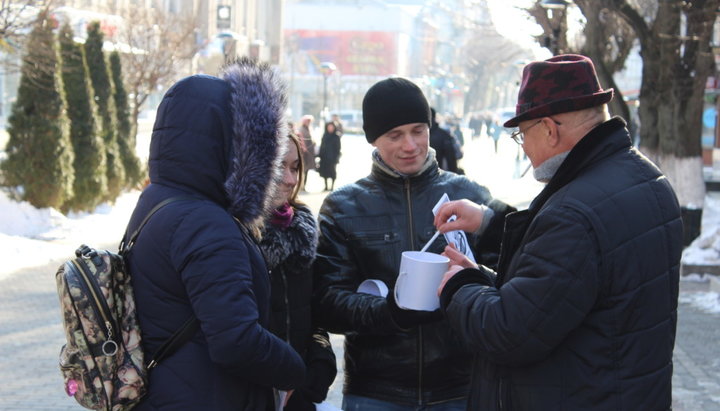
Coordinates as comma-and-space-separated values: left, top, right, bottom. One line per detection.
432, 193, 476, 263
273, 388, 288, 411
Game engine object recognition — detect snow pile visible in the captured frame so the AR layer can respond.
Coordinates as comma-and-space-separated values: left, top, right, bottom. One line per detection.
682, 193, 720, 267
0, 190, 140, 277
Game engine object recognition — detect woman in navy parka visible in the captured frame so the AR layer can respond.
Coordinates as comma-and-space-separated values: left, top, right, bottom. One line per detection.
124, 58, 305, 410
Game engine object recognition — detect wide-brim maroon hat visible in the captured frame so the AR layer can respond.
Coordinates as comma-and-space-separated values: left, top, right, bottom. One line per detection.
504, 54, 613, 128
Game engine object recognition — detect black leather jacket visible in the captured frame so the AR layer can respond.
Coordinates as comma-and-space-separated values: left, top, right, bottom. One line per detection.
312, 154, 514, 405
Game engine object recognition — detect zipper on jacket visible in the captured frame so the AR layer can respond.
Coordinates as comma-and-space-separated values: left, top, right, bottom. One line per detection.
498, 378, 504, 410
404, 177, 424, 405
404, 179, 415, 250
418, 324, 424, 405
70, 259, 119, 356
281, 270, 292, 344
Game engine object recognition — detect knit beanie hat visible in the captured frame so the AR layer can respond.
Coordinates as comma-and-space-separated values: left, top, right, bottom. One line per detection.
362, 77, 431, 143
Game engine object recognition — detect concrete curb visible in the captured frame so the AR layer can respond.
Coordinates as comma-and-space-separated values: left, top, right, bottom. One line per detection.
681, 264, 720, 277
709, 275, 720, 294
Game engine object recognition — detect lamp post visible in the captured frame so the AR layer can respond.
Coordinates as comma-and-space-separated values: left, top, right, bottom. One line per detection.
319, 61, 337, 121
540, 0, 570, 55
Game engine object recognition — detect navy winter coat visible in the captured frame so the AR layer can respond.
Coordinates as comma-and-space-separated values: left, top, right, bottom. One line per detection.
125, 60, 305, 410
440, 118, 682, 410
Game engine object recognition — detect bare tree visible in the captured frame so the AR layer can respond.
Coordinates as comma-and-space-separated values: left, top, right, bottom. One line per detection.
461, 24, 528, 115
526, 0, 718, 243
607, 0, 718, 243
527, 0, 636, 122
0, 0, 54, 73
0, 0, 52, 47
115, 3, 202, 129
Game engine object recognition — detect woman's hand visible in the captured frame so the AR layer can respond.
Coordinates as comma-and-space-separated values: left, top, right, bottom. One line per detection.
434, 199, 485, 233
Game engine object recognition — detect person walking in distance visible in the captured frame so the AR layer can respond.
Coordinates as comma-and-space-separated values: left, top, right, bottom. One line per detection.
331, 113, 344, 136
317, 121, 341, 192
299, 115, 316, 190
429, 108, 459, 173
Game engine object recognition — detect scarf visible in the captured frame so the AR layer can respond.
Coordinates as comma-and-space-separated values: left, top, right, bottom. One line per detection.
270, 202, 294, 229
533, 150, 570, 183
371, 147, 436, 178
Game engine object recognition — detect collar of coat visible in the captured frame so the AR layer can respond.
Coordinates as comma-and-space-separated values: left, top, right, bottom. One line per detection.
529, 116, 629, 213
370, 148, 439, 182
259, 205, 318, 270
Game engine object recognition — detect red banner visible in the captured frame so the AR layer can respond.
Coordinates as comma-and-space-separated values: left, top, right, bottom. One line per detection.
285, 30, 397, 76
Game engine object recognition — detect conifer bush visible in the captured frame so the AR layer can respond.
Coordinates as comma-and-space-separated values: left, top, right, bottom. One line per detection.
59, 23, 107, 212
85, 21, 125, 202
110, 51, 143, 189
0, 12, 74, 209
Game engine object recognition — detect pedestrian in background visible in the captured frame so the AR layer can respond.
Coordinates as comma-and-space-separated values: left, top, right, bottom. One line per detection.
468, 113, 482, 140
449, 117, 464, 147
312, 77, 515, 410
331, 113, 344, 136
317, 121, 341, 191
429, 108, 459, 173
299, 115, 317, 190
124, 58, 305, 410
435, 54, 682, 410
260, 132, 337, 410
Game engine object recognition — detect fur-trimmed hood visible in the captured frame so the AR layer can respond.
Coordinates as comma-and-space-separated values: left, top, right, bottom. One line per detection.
148, 58, 287, 224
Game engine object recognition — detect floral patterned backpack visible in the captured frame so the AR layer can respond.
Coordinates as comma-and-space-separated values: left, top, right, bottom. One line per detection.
55, 197, 198, 410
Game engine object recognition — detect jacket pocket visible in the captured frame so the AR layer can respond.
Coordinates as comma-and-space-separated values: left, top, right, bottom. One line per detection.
347, 230, 400, 279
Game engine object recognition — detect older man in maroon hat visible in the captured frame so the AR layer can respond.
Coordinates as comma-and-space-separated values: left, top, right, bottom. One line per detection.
433, 54, 683, 410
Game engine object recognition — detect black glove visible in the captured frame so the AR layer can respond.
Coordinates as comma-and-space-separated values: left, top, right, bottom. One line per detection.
293, 329, 337, 405
386, 291, 443, 330
300, 359, 336, 403
284, 389, 316, 410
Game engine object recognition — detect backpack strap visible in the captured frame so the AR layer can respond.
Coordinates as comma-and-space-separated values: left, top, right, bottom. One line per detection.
147, 315, 200, 369
120, 195, 197, 254
119, 195, 201, 369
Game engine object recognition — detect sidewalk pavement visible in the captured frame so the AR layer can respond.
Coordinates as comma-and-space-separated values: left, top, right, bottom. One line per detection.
1, 254, 717, 410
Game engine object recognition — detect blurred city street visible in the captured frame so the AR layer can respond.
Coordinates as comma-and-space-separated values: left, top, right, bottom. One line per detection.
0, 130, 718, 410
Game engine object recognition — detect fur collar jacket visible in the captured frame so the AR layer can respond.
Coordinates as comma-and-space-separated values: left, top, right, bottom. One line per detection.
260, 205, 318, 270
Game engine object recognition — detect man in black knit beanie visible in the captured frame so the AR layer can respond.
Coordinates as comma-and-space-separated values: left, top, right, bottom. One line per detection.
312, 77, 515, 410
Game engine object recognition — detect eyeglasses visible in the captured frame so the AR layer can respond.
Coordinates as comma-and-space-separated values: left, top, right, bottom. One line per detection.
510, 120, 542, 145
510, 118, 562, 145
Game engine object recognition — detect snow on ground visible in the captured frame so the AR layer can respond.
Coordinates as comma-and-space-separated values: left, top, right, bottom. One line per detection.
0, 190, 140, 277
682, 192, 720, 267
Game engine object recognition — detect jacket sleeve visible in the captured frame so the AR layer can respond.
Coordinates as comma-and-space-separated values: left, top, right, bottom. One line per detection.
312, 204, 407, 335
170, 206, 306, 390
474, 198, 516, 270
441, 204, 600, 367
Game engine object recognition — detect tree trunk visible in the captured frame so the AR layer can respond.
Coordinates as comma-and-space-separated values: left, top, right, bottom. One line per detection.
613, 0, 718, 244
632, 1, 710, 210
574, 0, 640, 123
